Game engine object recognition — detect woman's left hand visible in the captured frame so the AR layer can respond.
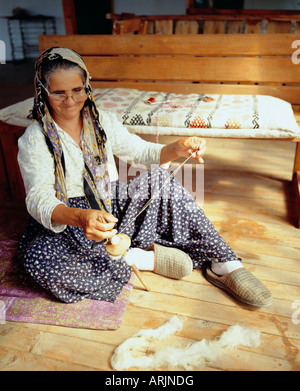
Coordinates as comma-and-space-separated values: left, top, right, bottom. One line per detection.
175, 137, 206, 164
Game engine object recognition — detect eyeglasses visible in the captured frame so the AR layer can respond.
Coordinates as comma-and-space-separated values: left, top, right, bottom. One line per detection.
36, 75, 88, 102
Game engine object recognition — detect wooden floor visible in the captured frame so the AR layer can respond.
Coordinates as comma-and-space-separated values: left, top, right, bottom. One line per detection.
1, 138, 300, 371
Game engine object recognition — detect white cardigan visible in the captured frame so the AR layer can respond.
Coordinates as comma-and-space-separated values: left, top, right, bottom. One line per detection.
18, 110, 165, 232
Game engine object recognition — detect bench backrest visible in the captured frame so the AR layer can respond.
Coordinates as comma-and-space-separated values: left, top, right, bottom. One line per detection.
39, 34, 300, 105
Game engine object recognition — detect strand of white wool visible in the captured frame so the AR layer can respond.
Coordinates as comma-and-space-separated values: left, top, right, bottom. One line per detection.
110, 316, 260, 371
118, 152, 196, 235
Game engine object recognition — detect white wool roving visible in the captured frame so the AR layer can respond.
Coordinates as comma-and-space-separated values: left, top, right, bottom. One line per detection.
111, 316, 260, 371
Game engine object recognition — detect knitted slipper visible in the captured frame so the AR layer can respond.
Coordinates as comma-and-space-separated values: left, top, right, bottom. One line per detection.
151, 244, 193, 279
205, 267, 273, 307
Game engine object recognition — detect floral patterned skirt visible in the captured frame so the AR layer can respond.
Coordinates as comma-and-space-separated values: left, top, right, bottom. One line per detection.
18, 168, 240, 303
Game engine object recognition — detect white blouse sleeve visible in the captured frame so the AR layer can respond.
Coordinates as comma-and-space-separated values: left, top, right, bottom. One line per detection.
17, 122, 66, 233
17, 112, 169, 233
99, 110, 164, 168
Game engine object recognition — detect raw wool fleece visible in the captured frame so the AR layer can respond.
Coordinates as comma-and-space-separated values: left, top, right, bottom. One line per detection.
111, 316, 261, 370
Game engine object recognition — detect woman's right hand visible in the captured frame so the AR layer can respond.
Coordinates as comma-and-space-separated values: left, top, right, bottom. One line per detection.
51, 204, 118, 242
77, 209, 118, 241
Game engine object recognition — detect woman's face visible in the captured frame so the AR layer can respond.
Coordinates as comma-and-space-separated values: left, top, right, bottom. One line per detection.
47, 68, 86, 121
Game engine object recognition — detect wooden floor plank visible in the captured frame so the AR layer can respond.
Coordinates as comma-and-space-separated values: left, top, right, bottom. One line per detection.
128, 290, 300, 340
132, 271, 299, 318
0, 346, 96, 371
3, 309, 299, 371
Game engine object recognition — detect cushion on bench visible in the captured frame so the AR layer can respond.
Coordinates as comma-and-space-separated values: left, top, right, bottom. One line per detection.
1, 88, 299, 138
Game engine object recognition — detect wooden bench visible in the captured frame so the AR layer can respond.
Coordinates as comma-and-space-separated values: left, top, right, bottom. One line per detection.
1, 33, 300, 227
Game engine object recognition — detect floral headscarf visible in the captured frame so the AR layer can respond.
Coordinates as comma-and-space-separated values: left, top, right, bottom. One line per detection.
32, 47, 111, 213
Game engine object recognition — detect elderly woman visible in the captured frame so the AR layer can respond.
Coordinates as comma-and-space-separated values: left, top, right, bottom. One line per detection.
17, 47, 272, 307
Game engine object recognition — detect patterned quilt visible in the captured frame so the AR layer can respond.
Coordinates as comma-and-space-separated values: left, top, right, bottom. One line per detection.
93, 88, 300, 138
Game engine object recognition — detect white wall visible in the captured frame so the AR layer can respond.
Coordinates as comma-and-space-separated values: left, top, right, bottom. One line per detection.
0, 0, 65, 61
114, 0, 186, 15
244, 0, 300, 9
1, 0, 299, 61
114, 0, 300, 14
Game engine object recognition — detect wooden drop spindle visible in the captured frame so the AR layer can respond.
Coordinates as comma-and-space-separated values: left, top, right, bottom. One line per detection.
105, 233, 151, 292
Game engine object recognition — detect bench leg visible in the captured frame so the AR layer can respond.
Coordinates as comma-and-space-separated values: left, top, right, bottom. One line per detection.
293, 142, 300, 228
